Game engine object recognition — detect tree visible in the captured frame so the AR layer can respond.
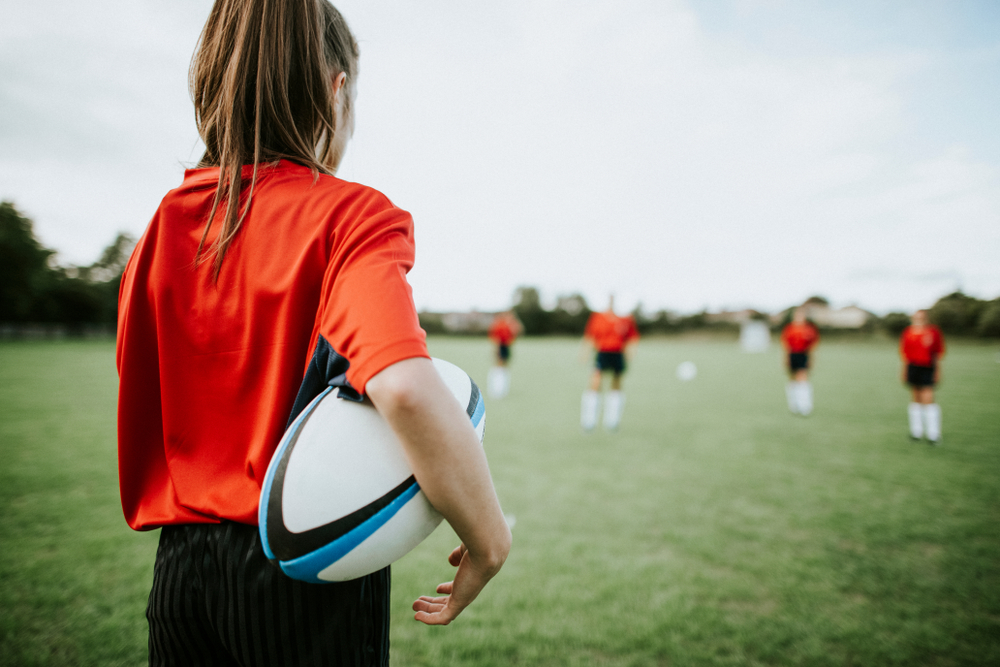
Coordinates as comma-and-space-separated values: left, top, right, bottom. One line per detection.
550, 293, 590, 334
929, 292, 984, 335
0, 200, 135, 327
880, 312, 910, 337
83, 232, 136, 325
977, 299, 1000, 338
512, 286, 550, 335
0, 200, 55, 322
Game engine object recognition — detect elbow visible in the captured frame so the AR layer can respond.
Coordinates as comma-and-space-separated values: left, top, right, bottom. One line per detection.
480, 524, 512, 576
366, 363, 429, 420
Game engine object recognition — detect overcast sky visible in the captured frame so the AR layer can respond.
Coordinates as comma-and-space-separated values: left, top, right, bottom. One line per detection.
2, 0, 998, 314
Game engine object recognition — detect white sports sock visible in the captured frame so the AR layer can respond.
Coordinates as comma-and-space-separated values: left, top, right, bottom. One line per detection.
581, 391, 600, 431
908, 403, 924, 439
786, 382, 799, 414
500, 368, 510, 397
924, 403, 941, 442
797, 381, 813, 416
487, 367, 504, 398
603, 391, 625, 430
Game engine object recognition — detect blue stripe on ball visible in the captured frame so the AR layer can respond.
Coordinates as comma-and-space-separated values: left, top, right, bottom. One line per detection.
471, 394, 485, 430
278, 480, 421, 583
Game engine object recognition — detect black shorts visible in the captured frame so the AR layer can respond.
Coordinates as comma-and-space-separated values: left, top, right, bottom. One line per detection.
147, 521, 389, 667
906, 363, 935, 388
788, 352, 809, 371
498, 343, 510, 361
595, 351, 626, 374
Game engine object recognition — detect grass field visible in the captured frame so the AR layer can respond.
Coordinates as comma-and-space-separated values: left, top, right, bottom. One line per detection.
1, 336, 998, 666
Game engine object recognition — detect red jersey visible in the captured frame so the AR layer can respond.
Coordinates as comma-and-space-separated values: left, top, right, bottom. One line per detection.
900, 325, 945, 367
488, 316, 519, 345
781, 322, 819, 353
116, 160, 429, 531
584, 311, 639, 352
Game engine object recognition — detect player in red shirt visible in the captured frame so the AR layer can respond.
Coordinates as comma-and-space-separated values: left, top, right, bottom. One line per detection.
580, 296, 640, 431
116, 2, 509, 663
487, 311, 522, 398
899, 309, 946, 443
780, 308, 820, 415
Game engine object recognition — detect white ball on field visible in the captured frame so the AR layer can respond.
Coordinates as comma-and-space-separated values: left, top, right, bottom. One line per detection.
676, 361, 697, 381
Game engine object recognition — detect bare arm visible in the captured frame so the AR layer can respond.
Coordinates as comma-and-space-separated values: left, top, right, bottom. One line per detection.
366, 357, 511, 625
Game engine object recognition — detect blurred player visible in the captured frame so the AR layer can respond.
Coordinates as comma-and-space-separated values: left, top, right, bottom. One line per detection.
580, 296, 639, 431
781, 308, 820, 415
900, 309, 946, 443
487, 311, 522, 398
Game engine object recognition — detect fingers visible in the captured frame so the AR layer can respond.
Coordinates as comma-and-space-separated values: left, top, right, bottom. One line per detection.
413, 609, 454, 626
412, 543, 498, 626
412, 595, 457, 626
448, 544, 467, 567
412, 595, 448, 612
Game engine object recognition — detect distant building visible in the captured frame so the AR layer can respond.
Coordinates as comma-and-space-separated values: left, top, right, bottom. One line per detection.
769, 302, 874, 329
704, 309, 766, 325
439, 311, 495, 334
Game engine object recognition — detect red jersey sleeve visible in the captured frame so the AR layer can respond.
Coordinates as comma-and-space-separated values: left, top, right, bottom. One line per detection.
625, 316, 640, 343
932, 327, 945, 358
316, 200, 428, 396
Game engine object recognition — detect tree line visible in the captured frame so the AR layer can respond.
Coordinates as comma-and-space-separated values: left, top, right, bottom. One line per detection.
422, 287, 1000, 338
0, 201, 133, 331
3, 200, 998, 338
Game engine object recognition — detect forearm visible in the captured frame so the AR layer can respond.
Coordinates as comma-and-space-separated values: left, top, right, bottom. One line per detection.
366, 358, 511, 570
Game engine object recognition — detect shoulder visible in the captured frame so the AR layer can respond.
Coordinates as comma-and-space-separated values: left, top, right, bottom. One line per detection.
310, 171, 400, 217
263, 162, 404, 219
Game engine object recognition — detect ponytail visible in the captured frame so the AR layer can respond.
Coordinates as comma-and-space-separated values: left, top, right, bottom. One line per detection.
189, 0, 358, 278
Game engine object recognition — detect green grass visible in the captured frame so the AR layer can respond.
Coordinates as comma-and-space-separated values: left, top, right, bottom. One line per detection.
1, 337, 998, 666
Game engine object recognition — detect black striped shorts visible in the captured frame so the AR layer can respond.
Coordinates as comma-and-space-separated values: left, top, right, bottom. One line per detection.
147, 521, 389, 666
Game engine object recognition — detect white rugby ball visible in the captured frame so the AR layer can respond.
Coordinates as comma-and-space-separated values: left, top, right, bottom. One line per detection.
259, 357, 485, 583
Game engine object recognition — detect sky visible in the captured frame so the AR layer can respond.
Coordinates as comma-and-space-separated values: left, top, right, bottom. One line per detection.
1, 0, 998, 315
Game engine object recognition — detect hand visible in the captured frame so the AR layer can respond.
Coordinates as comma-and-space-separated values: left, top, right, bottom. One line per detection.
412, 543, 500, 626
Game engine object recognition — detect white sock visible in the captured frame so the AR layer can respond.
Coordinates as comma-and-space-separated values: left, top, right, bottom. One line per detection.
908, 403, 924, 439
603, 391, 625, 430
786, 382, 799, 414
797, 381, 813, 416
501, 368, 510, 397
581, 391, 600, 431
488, 368, 504, 398
924, 403, 941, 442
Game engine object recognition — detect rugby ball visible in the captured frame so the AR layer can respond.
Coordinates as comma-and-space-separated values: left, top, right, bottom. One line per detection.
259, 358, 485, 583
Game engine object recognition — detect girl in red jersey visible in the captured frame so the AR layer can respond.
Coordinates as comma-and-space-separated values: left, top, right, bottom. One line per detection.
781, 308, 820, 415
580, 296, 639, 431
900, 309, 946, 443
116, 2, 509, 663
487, 311, 522, 398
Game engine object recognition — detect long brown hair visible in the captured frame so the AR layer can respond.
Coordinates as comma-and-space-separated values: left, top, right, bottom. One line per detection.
189, 0, 358, 278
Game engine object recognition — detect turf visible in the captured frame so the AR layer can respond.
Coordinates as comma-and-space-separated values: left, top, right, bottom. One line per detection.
1, 337, 998, 666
